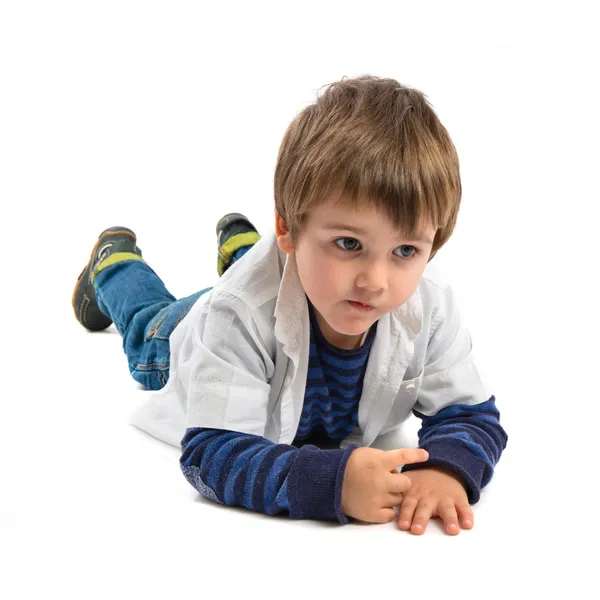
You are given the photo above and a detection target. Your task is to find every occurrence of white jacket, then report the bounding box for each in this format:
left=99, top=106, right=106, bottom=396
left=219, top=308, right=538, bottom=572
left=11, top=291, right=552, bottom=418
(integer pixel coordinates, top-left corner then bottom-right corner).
left=129, top=230, right=490, bottom=451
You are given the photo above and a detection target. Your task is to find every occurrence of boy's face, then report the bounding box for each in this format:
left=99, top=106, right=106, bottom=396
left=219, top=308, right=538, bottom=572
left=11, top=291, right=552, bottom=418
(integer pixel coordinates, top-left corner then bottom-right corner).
left=276, top=191, right=436, bottom=349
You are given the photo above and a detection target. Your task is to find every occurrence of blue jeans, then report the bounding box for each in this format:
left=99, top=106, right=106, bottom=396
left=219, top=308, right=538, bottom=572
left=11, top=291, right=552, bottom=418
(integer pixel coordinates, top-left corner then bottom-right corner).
left=94, top=245, right=252, bottom=391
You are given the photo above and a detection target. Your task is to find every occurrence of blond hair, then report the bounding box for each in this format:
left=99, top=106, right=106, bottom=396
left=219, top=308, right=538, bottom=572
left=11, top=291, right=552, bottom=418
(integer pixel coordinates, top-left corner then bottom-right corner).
left=273, top=75, right=462, bottom=260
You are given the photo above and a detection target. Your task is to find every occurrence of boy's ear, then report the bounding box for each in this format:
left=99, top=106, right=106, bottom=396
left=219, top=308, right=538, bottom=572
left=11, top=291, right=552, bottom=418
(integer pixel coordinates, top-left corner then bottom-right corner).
left=275, top=211, right=295, bottom=254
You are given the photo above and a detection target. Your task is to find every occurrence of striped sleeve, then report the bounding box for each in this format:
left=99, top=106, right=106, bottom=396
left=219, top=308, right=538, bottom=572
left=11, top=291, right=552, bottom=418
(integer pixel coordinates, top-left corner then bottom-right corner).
left=401, top=396, right=508, bottom=503
left=179, top=427, right=357, bottom=523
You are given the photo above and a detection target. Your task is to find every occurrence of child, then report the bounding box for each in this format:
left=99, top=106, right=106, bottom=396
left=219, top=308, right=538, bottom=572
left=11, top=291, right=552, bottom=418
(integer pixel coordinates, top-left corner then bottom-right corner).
left=72, top=75, right=507, bottom=535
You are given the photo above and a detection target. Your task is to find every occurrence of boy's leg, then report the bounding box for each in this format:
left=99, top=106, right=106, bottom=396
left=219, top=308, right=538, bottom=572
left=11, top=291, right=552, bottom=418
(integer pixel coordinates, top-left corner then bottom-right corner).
left=73, top=217, right=261, bottom=391
left=94, top=260, right=210, bottom=390
left=73, top=227, right=209, bottom=391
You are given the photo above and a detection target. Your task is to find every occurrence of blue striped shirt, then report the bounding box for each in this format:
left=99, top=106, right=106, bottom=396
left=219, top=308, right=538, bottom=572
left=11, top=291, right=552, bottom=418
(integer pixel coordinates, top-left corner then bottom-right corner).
left=179, top=299, right=507, bottom=522
left=293, top=300, right=377, bottom=444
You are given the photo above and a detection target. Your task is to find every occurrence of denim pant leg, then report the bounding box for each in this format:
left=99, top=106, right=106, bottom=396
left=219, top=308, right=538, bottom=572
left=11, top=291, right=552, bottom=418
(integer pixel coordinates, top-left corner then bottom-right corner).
left=94, top=260, right=211, bottom=390
left=92, top=244, right=253, bottom=391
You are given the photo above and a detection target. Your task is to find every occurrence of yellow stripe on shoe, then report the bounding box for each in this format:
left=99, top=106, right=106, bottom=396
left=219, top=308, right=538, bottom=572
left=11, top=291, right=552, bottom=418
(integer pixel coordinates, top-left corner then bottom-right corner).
left=217, top=231, right=261, bottom=276
left=91, top=252, right=145, bottom=283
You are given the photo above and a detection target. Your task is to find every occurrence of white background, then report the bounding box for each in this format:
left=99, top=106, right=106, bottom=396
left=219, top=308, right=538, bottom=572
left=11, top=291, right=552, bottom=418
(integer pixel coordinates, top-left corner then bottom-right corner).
left=1, top=1, right=598, bottom=598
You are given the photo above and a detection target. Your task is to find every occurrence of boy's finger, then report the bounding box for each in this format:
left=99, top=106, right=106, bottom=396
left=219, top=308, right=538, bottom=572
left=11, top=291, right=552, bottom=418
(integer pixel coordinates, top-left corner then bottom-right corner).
left=396, top=496, right=418, bottom=531
left=438, top=501, right=460, bottom=535
left=377, top=507, right=397, bottom=524
left=410, top=500, right=434, bottom=535
left=456, top=502, right=474, bottom=529
left=388, top=472, right=412, bottom=494
left=385, top=492, right=403, bottom=507
left=386, top=448, right=429, bottom=469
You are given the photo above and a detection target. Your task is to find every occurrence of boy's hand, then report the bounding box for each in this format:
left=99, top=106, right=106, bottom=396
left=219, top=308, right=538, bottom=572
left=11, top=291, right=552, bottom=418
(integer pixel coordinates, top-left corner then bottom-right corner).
left=397, top=466, right=474, bottom=535
left=341, top=447, right=429, bottom=524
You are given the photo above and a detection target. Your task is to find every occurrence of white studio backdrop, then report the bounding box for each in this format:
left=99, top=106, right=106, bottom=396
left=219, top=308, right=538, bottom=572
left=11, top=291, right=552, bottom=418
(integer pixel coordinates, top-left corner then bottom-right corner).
left=1, top=1, right=598, bottom=598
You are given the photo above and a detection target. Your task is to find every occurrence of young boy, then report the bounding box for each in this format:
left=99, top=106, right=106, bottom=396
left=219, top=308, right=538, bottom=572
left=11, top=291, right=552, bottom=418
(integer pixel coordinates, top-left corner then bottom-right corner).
left=72, top=75, right=507, bottom=534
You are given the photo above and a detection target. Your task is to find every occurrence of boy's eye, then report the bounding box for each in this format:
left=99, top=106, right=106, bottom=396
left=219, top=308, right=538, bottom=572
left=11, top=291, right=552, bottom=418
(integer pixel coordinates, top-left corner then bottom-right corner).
left=334, top=238, right=419, bottom=259
left=335, top=237, right=361, bottom=251
left=393, top=245, right=417, bottom=258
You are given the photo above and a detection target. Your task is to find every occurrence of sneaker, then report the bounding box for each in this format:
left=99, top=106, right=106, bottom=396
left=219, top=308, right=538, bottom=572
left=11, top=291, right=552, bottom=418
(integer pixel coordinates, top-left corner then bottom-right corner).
left=216, top=213, right=260, bottom=276
left=72, top=227, right=143, bottom=331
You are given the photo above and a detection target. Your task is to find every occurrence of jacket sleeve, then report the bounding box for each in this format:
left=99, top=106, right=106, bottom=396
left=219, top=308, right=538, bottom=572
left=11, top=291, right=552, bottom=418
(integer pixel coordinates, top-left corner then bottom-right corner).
left=179, top=427, right=356, bottom=523
left=401, top=284, right=508, bottom=503
left=181, top=289, right=276, bottom=437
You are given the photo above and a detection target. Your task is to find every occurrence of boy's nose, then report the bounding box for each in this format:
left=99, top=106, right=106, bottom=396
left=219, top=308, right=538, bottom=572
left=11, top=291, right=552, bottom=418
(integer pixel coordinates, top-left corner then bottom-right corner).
left=356, top=261, right=388, bottom=292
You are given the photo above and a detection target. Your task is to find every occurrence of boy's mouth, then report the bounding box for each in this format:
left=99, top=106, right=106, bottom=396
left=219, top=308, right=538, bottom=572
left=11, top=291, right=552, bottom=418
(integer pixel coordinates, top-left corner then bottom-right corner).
left=348, top=300, right=375, bottom=312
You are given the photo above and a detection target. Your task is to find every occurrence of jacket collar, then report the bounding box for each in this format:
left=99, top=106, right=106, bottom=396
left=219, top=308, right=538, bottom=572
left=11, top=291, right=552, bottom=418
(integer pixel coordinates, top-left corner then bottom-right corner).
left=273, top=249, right=308, bottom=362
left=360, top=289, right=423, bottom=445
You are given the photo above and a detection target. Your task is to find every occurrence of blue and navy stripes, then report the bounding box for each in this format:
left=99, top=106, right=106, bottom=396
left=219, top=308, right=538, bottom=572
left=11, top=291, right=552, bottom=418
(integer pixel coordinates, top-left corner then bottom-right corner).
left=294, top=301, right=377, bottom=443
left=402, top=397, right=507, bottom=503
left=180, top=429, right=295, bottom=514
left=180, top=429, right=355, bottom=522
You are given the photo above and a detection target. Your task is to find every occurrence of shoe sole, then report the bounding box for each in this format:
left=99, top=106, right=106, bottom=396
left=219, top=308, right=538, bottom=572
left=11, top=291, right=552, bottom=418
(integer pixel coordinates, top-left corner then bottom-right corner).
left=71, top=227, right=137, bottom=330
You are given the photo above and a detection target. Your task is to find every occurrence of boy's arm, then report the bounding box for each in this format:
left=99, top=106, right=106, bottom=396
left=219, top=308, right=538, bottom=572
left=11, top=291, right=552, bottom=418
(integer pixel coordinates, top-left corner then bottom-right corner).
left=401, top=396, right=507, bottom=502
left=400, top=283, right=508, bottom=502
left=179, top=427, right=356, bottom=523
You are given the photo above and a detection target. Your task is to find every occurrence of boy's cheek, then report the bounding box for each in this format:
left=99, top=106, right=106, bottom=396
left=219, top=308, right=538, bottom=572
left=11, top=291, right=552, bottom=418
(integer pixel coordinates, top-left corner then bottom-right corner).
left=307, top=263, right=345, bottom=298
